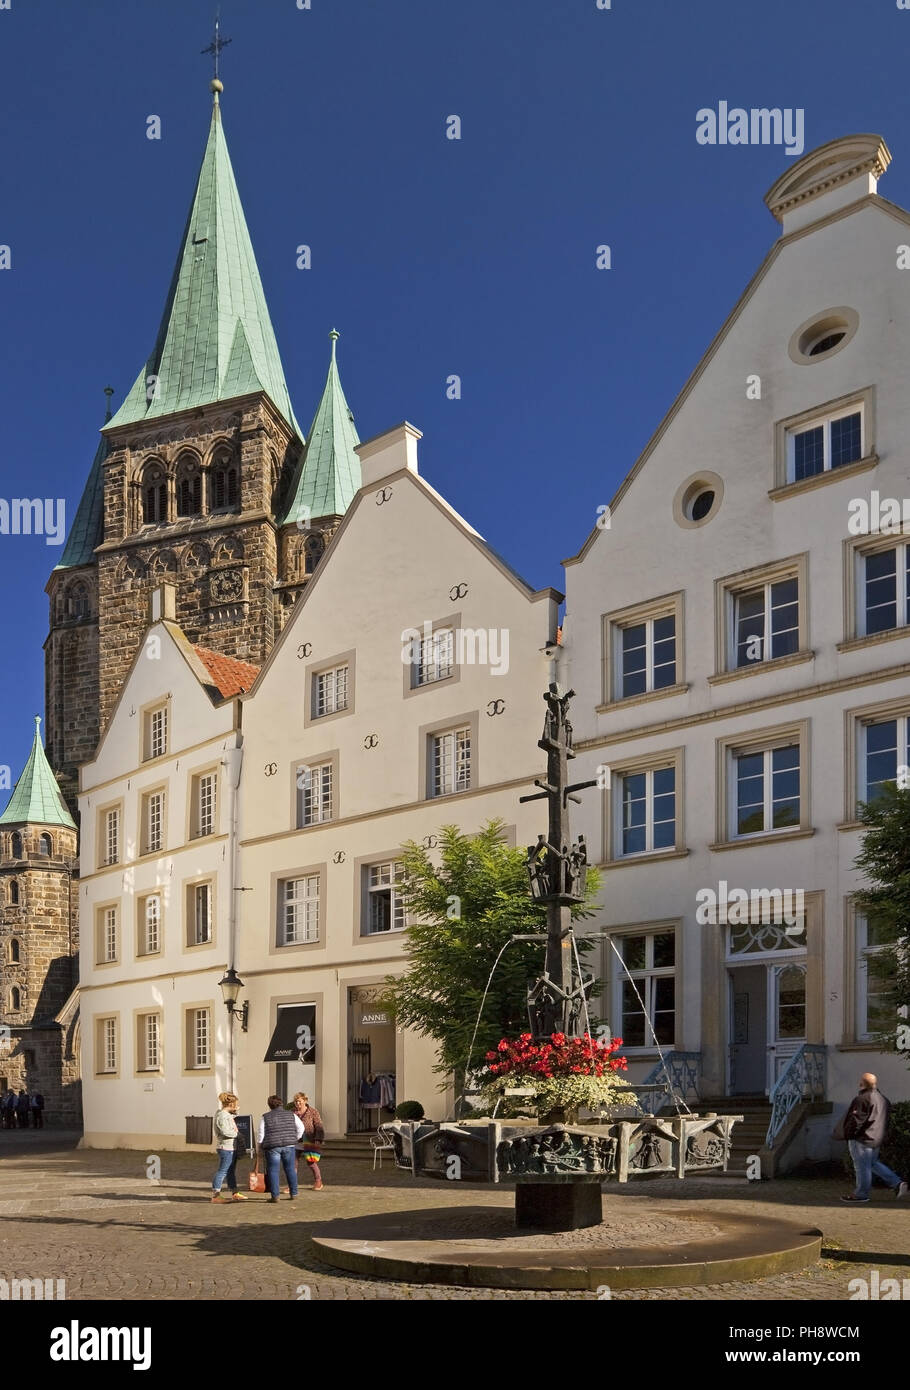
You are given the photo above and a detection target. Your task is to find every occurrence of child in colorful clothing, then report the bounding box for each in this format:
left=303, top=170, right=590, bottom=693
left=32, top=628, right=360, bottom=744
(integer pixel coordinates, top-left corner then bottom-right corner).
left=293, top=1093, right=325, bottom=1190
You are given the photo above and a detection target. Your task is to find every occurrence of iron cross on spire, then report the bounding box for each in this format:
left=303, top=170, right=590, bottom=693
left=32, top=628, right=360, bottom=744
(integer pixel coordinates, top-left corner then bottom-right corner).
left=201, top=10, right=232, bottom=82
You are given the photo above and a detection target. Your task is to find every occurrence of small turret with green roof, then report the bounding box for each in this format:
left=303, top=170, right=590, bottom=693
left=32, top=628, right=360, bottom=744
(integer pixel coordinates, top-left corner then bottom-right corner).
left=0, top=718, right=76, bottom=831
left=279, top=330, right=362, bottom=525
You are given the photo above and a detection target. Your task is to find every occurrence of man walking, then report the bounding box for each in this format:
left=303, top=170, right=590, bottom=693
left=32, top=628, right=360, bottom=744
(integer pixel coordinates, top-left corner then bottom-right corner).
left=30, top=1092, right=44, bottom=1130
left=16, top=1090, right=30, bottom=1129
left=841, top=1072, right=908, bottom=1203
left=257, top=1096, right=304, bottom=1203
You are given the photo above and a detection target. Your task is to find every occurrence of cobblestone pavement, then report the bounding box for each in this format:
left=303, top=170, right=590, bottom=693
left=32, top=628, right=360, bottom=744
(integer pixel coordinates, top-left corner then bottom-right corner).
left=0, top=1131, right=907, bottom=1300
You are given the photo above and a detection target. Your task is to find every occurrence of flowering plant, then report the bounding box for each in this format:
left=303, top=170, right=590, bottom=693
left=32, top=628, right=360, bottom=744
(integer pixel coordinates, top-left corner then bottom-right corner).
left=477, top=1032, right=638, bottom=1117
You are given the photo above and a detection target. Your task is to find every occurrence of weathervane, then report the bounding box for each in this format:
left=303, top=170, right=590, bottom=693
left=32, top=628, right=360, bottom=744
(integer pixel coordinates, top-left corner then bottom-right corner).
left=201, top=9, right=232, bottom=84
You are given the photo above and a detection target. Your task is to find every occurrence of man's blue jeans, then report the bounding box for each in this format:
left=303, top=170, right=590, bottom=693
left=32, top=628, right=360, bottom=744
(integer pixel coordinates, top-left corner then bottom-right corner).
left=265, top=1145, right=298, bottom=1198
left=848, top=1140, right=901, bottom=1198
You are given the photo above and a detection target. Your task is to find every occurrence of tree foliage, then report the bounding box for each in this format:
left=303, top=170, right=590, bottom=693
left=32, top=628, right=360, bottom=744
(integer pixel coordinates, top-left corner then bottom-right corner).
left=383, top=820, right=601, bottom=1085
left=853, top=782, right=910, bottom=1059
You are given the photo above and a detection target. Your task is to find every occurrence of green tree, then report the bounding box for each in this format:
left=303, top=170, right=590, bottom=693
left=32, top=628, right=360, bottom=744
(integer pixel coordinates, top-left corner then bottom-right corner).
left=853, top=781, right=910, bottom=1059
left=383, top=820, right=601, bottom=1093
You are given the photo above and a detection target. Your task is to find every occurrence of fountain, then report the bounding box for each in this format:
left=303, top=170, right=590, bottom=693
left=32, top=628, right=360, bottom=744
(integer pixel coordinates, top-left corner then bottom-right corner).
left=382, top=684, right=741, bottom=1229
left=311, top=687, right=823, bottom=1289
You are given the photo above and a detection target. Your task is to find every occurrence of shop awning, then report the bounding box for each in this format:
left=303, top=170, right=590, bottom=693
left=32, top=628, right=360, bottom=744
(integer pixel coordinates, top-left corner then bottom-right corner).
left=263, top=1004, right=317, bottom=1063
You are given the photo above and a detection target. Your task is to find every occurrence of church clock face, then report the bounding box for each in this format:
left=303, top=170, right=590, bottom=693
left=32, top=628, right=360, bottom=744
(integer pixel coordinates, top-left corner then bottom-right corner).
left=209, top=567, right=244, bottom=603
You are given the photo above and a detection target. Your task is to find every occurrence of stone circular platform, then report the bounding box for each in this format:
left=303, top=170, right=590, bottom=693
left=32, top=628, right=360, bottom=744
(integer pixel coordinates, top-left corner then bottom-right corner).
left=311, top=1203, right=822, bottom=1290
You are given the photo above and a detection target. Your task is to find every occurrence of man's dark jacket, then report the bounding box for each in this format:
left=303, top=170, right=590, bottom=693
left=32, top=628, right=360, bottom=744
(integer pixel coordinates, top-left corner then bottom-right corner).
left=843, top=1087, right=891, bottom=1147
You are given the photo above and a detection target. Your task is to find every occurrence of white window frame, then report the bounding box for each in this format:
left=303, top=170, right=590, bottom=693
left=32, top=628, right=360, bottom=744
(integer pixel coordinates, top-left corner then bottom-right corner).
left=314, top=665, right=349, bottom=717
left=101, top=906, right=118, bottom=963
left=785, top=402, right=864, bottom=483
left=279, top=875, right=320, bottom=946
left=139, top=1013, right=161, bottom=1072
left=193, top=882, right=212, bottom=945
left=190, top=1008, right=210, bottom=1070
left=365, top=861, right=406, bottom=935
left=101, top=1017, right=117, bottom=1073
left=615, top=612, right=677, bottom=700
left=728, top=575, right=800, bottom=669
left=729, top=741, right=801, bottom=840
left=611, top=929, right=676, bottom=1053
left=142, top=791, right=165, bottom=855
left=855, top=911, right=896, bottom=1042
left=103, top=808, right=120, bottom=867
left=858, top=541, right=910, bottom=638
left=139, top=893, right=161, bottom=956
left=614, top=764, right=676, bottom=858
left=297, top=762, right=333, bottom=827
left=859, top=714, right=910, bottom=803
left=431, top=726, right=471, bottom=797
left=145, top=705, right=168, bottom=761
left=417, top=629, right=454, bottom=687
left=192, top=772, right=217, bottom=839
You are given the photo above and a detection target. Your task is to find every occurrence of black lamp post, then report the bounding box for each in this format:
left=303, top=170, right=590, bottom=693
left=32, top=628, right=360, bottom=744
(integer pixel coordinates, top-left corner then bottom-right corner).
left=218, top=966, right=249, bottom=1032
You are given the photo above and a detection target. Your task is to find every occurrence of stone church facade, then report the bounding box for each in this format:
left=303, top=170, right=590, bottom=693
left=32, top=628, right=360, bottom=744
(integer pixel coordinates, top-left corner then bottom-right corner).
left=1, top=84, right=362, bottom=1123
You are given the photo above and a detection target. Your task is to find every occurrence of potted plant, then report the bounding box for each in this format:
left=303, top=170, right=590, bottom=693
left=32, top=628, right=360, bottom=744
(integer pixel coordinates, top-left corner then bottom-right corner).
left=395, top=1100, right=425, bottom=1122
left=478, top=1032, right=635, bottom=1124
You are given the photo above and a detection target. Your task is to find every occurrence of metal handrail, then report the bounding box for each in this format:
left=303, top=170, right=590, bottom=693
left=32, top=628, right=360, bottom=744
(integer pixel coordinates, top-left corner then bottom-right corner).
left=765, top=1043, right=826, bottom=1147
left=633, top=1050, right=701, bottom=1114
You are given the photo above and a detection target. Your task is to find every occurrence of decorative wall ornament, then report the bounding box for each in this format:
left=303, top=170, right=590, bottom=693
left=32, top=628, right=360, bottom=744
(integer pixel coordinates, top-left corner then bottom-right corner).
left=297, top=643, right=313, bottom=659
left=264, top=763, right=278, bottom=777
left=332, top=850, right=346, bottom=864
left=375, top=487, right=393, bottom=505
left=486, top=699, right=506, bottom=716
left=363, top=734, right=379, bottom=749
left=422, top=835, right=438, bottom=850
left=449, top=582, right=468, bottom=600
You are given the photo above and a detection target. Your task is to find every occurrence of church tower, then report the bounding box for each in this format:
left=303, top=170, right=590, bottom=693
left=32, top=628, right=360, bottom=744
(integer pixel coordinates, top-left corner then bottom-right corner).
left=45, top=81, right=362, bottom=806
left=0, top=719, right=81, bottom=1122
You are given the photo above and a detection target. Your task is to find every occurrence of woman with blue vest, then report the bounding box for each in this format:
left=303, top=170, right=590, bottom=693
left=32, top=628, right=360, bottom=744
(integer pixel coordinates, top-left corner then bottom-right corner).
left=257, top=1095, right=304, bottom=1202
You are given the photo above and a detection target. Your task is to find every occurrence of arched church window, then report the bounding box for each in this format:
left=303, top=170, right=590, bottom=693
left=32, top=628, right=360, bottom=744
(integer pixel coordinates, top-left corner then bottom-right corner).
left=304, top=535, right=323, bottom=575
left=38, top=834, right=52, bottom=856
left=68, top=582, right=90, bottom=621
left=212, top=454, right=239, bottom=511
left=143, top=463, right=168, bottom=525
left=176, top=455, right=203, bottom=518
left=9, top=880, right=19, bottom=905
left=8, top=939, right=19, bottom=963
left=10, top=833, right=22, bottom=860
left=10, top=987, right=21, bottom=1011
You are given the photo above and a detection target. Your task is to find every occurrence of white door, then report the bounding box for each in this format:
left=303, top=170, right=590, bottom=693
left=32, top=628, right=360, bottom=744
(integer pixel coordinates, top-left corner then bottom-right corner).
left=766, top=963, right=806, bottom=1091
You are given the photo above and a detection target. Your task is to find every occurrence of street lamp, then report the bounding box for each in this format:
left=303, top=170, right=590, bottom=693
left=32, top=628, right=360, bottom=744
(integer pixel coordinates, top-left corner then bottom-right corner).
left=218, top=966, right=249, bottom=1032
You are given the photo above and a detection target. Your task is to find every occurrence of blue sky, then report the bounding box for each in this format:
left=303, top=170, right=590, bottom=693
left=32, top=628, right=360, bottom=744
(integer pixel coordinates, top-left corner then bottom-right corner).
left=0, top=0, right=907, bottom=782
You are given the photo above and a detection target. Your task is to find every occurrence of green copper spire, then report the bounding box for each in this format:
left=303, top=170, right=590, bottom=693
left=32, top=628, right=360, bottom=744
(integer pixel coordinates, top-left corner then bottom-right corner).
left=107, top=91, right=300, bottom=435
left=55, top=388, right=113, bottom=572
left=0, top=718, right=76, bottom=829
left=278, top=330, right=361, bottom=524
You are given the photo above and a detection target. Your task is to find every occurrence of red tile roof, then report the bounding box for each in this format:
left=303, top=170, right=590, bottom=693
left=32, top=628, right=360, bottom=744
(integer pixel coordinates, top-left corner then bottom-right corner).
left=192, top=645, right=260, bottom=699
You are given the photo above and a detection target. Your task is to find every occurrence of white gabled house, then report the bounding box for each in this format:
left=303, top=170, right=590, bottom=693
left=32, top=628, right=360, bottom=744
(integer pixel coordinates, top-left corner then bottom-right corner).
left=562, top=134, right=910, bottom=1161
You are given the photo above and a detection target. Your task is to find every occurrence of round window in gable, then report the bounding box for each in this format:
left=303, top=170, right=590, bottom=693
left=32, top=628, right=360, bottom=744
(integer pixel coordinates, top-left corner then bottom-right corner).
left=789, top=307, right=858, bottom=365
left=673, top=471, right=724, bottom=529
